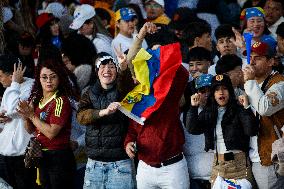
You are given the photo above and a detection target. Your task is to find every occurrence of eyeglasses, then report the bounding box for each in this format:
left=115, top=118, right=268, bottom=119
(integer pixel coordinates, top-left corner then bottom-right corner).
left=40, top=75, right=58, bottom=82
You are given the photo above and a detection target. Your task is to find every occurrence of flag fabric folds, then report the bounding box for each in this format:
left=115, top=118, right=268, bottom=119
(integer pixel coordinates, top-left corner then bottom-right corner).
left=119, top=43, right=182, bottom=125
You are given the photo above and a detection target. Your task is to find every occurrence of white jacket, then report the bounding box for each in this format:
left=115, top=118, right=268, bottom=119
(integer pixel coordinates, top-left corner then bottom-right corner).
left=0, top=78, right=34, bottom=156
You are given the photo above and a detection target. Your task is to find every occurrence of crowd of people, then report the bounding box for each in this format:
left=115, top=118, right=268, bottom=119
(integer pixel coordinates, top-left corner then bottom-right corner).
left=0, top=0, right=284, bottom=189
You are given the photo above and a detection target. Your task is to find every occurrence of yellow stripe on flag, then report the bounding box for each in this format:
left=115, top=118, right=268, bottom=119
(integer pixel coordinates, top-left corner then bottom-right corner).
left=120, top=48, right=152, bottom=110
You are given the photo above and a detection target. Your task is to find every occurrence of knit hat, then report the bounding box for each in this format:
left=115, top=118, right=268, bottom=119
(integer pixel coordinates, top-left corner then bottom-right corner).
left=115, top=8, right=136, bottom=22
left=240, top=7, right=265, bottom=20
left=195, top=74, right=213, bottom=89
left=44, top=2, right=67, bottom=18
left=36, top=13, right=55, bottom=29
left=145, top=0, right=165, bottom=7
left=69, top=4, right=96, bottom=30
left=95, top=52, right=118, bottom=70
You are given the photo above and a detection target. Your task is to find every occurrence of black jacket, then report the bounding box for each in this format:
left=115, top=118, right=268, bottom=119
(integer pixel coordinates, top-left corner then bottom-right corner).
left=77, top=70, right=134, bottom=162
left=186, top=104, right=258, bottom=153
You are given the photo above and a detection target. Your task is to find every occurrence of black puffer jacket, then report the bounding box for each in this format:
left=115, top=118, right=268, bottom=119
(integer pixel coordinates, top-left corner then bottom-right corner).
left=186, top=104, right=258, bottom=153
left=77, top=70, right=134, bottom=162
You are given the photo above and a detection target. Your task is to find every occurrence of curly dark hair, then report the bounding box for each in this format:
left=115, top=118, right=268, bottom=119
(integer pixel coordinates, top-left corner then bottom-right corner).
left=36, top=16, right=64, bottom=48
left=29, top=58, right=77, bottom=104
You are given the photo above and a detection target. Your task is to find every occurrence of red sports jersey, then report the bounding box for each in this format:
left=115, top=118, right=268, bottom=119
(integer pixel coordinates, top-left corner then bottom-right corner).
left=35, top=95, right=72, bottom=150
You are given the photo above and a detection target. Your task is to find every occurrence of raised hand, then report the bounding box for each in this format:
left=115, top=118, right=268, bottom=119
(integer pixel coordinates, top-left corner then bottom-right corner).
left=191, top=93, right=201, bottom=107
left=238, top=94, right=249, bottom=108
left=114, top=43, right=128, bottom=71
left=12, top=62, right=26, bottom=84
left=137, top=22, right=158, bottom=40
left=242, top=65, right=256, bottom=82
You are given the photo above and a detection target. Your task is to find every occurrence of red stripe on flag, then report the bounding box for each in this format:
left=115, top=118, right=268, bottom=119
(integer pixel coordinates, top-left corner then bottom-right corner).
left=141, top=43, right=182, bottom=119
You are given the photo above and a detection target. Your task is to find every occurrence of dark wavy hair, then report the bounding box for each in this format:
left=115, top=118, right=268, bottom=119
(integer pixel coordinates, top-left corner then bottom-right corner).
left=29, top=58, right=76, bottom=104
left=36, top=16, right=64, bottom=48
left=204, top=74, right=238, bottom=121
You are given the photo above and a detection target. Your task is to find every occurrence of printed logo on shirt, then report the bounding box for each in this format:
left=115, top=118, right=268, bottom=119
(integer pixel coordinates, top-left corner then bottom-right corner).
left=39, top=112, right=47, bottom=120
left=55, top=97, right=63, bottom=117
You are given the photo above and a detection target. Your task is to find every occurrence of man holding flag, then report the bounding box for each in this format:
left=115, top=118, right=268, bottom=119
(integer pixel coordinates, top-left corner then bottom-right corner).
left=123, top=28, right=189, bottom=188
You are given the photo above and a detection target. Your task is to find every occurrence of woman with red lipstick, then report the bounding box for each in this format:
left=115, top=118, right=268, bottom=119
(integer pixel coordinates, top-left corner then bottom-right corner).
left=17, top=58, right=76, bottom=189
left=186, top=74, right=259, bottom=188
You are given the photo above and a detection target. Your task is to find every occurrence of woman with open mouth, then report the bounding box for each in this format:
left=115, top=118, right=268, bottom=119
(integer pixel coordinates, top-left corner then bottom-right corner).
left=186, top=74, right=259, bottom=188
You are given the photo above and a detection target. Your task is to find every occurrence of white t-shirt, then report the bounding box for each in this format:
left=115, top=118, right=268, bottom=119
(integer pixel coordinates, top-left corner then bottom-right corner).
left=111, top=33, right=148, bottom=56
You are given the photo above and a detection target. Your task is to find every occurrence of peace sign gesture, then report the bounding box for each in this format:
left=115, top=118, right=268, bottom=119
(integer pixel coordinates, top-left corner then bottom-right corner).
left=114, top=43, right=128, bottom=71
left=12, top=61, right=26, bottom=84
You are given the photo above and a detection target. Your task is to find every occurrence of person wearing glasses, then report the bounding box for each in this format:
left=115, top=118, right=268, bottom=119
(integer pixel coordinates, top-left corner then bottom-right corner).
left=17, top=57, right=76, bottom=189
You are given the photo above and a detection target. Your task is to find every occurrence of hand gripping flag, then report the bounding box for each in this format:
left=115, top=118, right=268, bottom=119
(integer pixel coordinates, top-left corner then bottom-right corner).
left=119, top=43, right=182, bottom=125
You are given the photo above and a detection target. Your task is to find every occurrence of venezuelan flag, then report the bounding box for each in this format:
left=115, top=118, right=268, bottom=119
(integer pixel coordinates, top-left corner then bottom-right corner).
left=119, top=43, right=182, bottom=125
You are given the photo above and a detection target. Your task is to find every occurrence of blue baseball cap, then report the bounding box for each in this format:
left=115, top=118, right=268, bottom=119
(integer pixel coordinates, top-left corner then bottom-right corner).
left=195, top=74, right=213, bottom=90
left=115, top=8, right=136, bottom=22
